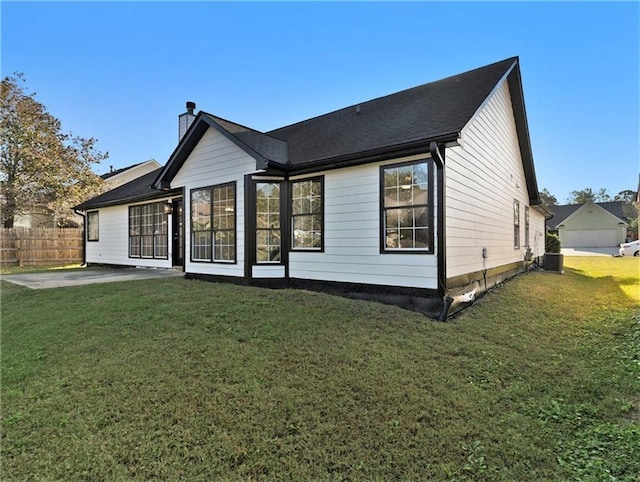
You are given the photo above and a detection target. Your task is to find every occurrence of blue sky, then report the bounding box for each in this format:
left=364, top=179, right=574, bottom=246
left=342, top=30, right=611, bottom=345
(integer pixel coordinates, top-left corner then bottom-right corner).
left=2, top=1, right=638, bottom=203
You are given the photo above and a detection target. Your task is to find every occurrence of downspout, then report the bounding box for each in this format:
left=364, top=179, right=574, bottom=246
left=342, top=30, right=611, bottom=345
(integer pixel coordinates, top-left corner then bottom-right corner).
left=430, top=141, right=450, bottom=320
left=74, top=209, right=87, bottom=267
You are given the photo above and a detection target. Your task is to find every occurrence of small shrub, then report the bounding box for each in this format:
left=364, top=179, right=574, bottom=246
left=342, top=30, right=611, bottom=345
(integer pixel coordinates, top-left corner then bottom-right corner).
left=546, top=232, right=561, bottom=253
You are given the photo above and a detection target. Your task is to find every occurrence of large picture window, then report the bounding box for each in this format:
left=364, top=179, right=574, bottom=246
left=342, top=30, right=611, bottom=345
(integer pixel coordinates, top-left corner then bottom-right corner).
left=256, top=182, right=281, bottom=263
left=87, top=211, right=99, bottom=241
left=191, top=183, right=236, bottom=263
left=381, top=160, right=432, bottom=252
left=291, top=177, right=323, bottom=250
left=129, top=202, right=168, bottom=259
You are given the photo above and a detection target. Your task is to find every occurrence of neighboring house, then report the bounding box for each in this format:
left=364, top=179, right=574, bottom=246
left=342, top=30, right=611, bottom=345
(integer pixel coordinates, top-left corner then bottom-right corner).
left=547, top=201, right=627, bottom=248
left=11, top=160, right=160, bottom=229
left=12, top=205, right=55, bottom=229
left=101, top=159, right=161, bottom=189
left=75, top=57, right=548, bottom=315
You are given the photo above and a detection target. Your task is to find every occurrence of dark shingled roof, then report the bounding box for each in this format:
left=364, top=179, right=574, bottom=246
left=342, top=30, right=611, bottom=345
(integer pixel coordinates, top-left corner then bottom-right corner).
left=546, top=202, right=626, bottom=229
left=204, top=114, right=288, bottom=165
left=80, top=57, right=538, bottom=210
left=74, top=168, right=175, bottom=210
left=267, top=57, right=516, bottom=166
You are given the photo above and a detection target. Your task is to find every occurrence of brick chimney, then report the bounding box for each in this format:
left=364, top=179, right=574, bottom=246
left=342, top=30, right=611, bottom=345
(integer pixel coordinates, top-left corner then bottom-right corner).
left=178, top=101, right=196, bottom=141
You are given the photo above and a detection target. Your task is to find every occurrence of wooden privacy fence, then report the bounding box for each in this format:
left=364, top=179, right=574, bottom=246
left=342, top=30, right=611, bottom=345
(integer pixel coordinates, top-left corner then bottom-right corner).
left=0, top=228, right=83, bottom=267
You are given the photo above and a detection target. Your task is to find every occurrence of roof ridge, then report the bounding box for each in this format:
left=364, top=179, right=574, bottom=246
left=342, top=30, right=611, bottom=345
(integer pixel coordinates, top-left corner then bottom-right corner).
left=267, top=57, right=518, bottom=135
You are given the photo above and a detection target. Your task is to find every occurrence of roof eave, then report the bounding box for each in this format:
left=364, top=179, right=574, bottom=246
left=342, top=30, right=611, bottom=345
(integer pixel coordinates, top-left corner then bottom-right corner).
left=74, top=188, right=182, bottom=211
left=288, top=133, right=460, bottom=175
left=505, top=61, right=540, bottom=205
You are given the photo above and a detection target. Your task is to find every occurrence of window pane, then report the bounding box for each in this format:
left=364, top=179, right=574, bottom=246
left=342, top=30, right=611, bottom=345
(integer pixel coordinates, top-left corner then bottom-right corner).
left=87, top=212, right=99, bottom=241
left=385, top=208, right=402, bottom=230
left=192, top=231, right=212, bottom=261
left=154, top=234, right=167, bottom=258
left=384, top=167, right=399, bottom=188
left=130, top=236, right=140, bottom=257
left=256, top=183, right=281, bottom=262
left=129, top=206, right=141, bottom=235
left=192, top=189, right=211, bottom=230
left=384, top=187, right=399, bottom=206
left=190, top=184, right=236, bottom=262
left=257, top=229, right=281, bottom=262
left=382, top=161, right=431, bottom=251
left=141, top=235, right=153, bottom=257
left=293, top=215, right=314, bottom=248
left=213, top=230, right=234, bottom=261
left=415, top=228, right=430, bottom=249
left=213, top=185, right=234, bottom=231
left=291, top=179, right=322, bottom=250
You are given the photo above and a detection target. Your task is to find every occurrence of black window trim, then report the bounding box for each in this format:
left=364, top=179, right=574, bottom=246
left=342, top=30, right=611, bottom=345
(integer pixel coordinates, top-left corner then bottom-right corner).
left=290, top=175, right=325, bottom=253
left=524, top=205, right=530, bottom=248
left=255, top=180, right=284, bottom=264
left=128, top=201, right=169, bottom=260
left=514, top=199, right=521, bottom=250
left=189, top=181, right=237, bottom=265
left=87, top=211, right=99, bottom=242
left=379, top=158, right=434, bottom=255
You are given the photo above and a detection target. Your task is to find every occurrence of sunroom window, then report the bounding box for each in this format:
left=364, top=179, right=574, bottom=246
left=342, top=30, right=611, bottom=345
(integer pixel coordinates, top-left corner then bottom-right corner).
left=256, top=182, right=281, bottom=263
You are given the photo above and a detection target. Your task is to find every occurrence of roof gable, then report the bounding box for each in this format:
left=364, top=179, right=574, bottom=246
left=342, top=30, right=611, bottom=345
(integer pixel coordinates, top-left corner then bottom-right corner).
left=153, top=113, right=288, bottom=189
left=547, top=201, right=626, bottom=229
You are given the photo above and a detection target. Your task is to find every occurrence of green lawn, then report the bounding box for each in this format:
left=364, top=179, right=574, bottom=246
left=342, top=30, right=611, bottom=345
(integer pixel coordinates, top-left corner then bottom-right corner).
left=1, top=257, right=639, bottom=480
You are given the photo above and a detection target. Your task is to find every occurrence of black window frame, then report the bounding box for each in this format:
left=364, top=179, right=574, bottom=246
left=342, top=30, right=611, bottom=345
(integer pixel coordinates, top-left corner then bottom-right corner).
left=291, top=176, right=324, bottom=252
left=514, top=200, right=521, bottom=249
left=128, top=201, right=169, bottom=260
left=87, top=211, right=99, bottom=242
left=524, top=205, right=530, bottom=248
left=255, top=181, right=282, bottom=264
left=380, top=159, right=434, bottom=254
left=190, top=182, right=237, bottom=264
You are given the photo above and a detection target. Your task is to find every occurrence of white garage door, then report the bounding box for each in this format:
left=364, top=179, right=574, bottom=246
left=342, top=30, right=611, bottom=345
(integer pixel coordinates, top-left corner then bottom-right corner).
left=562, top=229, right=618, bottom=248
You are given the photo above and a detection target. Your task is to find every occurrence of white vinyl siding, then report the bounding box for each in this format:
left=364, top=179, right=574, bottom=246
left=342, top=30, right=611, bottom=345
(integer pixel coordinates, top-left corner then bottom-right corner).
left=445, top=79, right=543, bottom=278
left=289, top=155, right=438, bottom=289
left=171, top=127, right=257, bottom=278
left=85, top=203, right=173, bottom=268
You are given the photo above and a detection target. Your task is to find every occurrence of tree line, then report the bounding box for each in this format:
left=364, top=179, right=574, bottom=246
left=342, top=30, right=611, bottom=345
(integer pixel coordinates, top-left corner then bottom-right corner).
left=539, top=187, right=638, bottom=232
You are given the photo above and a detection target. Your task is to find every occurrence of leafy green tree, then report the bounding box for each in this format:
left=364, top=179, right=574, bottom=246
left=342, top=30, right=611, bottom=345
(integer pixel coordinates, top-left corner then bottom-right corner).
left=568, top=188, right=595, bottom=204
left=614, top=189, right=638, bottom=230
left=596, top=188, right=611, bottom=202
left=568, top=187, right=611, bottom=204
left=1, top=73, right=107, bottom=228
left=539, top=188, right=558, bottom=207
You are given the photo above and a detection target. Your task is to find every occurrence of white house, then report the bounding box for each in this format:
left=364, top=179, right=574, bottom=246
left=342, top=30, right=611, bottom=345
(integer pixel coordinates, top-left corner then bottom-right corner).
left=75, top=57, right=547, bottom=316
